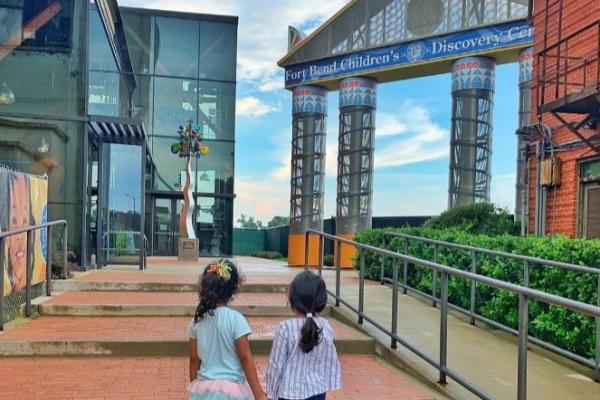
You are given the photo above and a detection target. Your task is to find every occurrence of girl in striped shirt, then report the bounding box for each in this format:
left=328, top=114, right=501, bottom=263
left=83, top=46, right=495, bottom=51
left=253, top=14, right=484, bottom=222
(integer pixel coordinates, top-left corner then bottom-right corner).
left=266, top=271, right=341, bottom=400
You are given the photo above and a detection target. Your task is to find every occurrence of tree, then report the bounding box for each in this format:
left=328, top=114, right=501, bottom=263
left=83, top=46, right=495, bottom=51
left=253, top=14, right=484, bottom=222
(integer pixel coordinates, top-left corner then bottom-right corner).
left=267, top=216, right=290, bottom=227
left=237, top=214, right=263, bottom=229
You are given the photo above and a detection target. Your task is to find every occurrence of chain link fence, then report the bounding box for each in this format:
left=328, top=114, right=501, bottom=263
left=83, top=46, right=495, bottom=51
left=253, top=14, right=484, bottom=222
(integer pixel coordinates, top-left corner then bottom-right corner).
left=2, top=282, right=46, bottom=323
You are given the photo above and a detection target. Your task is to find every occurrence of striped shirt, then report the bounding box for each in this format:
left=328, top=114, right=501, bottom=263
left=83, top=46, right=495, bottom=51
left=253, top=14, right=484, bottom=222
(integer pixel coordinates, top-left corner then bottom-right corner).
left=266, top=317, right=341, bottom=399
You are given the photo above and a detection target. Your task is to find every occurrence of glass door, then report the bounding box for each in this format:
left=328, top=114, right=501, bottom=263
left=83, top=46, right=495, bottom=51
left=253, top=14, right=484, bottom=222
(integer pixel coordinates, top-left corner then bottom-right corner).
left=97, top=143, right=143, bottom=265
left=153, top=198, right=184, bottom=256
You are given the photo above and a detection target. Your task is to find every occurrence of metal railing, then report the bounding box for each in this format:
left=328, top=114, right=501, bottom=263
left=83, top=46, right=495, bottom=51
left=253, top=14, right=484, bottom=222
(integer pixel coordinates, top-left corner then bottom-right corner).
left=382, top=232, right=600, bottom=372
left=305, top=230, right=600, bottom=400
left=0, top=220, right=68, bottom=330
left=100, top=231, right=148, bottom=270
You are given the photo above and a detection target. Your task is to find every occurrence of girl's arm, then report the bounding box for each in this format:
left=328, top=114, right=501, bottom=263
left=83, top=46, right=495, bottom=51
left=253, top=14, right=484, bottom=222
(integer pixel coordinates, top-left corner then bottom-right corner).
left=188, top=338, right=201, bottom=382
left=235, top=335, right=267, bottom=400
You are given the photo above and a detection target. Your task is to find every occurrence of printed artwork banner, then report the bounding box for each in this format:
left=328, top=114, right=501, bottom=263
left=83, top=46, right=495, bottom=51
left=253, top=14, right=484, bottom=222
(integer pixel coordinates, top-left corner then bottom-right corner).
left=1, top=166, right=48, bottom=296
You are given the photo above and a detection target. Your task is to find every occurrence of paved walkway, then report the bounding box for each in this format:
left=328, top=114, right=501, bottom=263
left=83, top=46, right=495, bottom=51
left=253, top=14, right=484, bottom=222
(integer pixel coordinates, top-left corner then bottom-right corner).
left=334, top=274, right=600, bottom=400
left=0, top=256, right=440, bottom=400
left=0, top=355, right=433, bottom=400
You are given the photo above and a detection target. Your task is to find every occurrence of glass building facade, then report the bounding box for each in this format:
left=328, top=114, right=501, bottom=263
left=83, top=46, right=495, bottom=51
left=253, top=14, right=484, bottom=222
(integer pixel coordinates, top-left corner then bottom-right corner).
left=0, top=1, right=237, bottom=265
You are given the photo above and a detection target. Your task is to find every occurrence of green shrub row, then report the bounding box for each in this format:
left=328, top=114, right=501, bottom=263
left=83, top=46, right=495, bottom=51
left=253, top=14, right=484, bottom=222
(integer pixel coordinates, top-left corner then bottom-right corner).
left=353, top=227, right=600, bottom=360
left=250, top=250, right=284, bottom=260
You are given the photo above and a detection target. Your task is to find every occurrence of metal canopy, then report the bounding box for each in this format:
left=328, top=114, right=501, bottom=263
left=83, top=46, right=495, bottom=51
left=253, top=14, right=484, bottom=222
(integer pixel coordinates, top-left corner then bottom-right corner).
left=88, top=115, right=146, bottom=144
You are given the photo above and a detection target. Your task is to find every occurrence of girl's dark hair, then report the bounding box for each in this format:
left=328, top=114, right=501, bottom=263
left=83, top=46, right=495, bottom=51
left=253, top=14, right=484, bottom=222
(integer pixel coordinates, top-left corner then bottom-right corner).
left=194, top=259, right=241, bottom=323
left=289, top=271, right=328, bottom=353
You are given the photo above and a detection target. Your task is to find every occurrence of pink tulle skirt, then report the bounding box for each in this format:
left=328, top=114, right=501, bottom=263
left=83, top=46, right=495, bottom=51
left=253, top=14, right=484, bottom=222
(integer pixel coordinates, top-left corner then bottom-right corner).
left=188, top=379, right=253, bottom=400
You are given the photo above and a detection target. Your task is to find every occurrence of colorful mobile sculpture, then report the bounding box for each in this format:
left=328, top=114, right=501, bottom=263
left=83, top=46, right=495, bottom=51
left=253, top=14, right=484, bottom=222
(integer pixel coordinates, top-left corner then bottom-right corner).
left=170, top=121, right=209, bottom=239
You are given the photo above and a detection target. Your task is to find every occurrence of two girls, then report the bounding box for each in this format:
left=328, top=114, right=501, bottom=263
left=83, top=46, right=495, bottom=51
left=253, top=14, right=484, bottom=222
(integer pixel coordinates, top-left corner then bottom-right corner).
left=188, top=261, right=340, bottom=400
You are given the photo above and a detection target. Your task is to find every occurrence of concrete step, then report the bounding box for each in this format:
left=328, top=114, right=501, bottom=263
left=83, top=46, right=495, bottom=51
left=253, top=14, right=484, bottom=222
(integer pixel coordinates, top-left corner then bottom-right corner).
left=52, top=279, right=289, bottom=293
left=33, top=291, right=295, bottom=317
left=0, top=355, right=437, bottom=400
left=0, top=316, right=375, bottom=357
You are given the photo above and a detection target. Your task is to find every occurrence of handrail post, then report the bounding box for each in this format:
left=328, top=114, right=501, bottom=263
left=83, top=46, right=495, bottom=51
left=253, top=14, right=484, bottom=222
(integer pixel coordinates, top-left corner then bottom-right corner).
left=439, top=272, right=449, bottom=384
left=403, top=238, right=408, bottom=294
left=380, top=235, right=386, bottom=285
left=391, top=257, right=399, bottom=349
left=0, top=237, right=5, bottom=330
left=596, top=273, right=600, bottom=380
left=517, top=293, right=529, bottom=400
left=470, top=251, right=477, bottom=325
left=358, top=249, right=365, bottom=325
left=317, top=234, right=323, bottom=277
left=304, top=231, right=309, bottom=271
left=523, top=260, right=530, bottom=288
left=63, top=224, right=68, bottom=279
left=46, top=226, right=53, bottom=296
left=25, top=230, right=33, bottom=317
left=335, top=240, right=341, bottom=307
left=432, top=244, right=438, bottom=307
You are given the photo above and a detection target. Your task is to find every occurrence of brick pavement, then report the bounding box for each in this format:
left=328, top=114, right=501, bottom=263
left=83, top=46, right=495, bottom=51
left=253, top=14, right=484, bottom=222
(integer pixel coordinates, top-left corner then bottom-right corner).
left=45, top=291, right=289, bottom=306
left=0, top=355, right=435, bottom=400
left=0, top=316, right=362, bottom=341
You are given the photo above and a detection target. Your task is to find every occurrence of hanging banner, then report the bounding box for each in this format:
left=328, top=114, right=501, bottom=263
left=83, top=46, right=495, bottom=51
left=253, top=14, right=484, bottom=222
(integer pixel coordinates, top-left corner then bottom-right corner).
left=284, top=20, right=533, bottom=87
left=0, top=167, right=48, bottom=296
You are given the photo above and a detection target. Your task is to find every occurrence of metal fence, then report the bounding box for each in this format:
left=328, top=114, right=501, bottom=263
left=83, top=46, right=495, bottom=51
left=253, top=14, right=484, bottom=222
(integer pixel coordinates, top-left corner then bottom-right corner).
left=1, top=220, right=67, bottom=330
left=382, top=231, right=600, bottom=371
left=305, top=229, right=600, bottom=400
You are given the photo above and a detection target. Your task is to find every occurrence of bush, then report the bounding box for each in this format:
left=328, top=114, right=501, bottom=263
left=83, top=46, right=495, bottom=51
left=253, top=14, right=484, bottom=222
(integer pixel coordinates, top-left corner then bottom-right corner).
left=424, top=203, right=520, bottom=236
left=354, top=226, right=600, bottom=359
left=250, top=251, right=283, bottom=260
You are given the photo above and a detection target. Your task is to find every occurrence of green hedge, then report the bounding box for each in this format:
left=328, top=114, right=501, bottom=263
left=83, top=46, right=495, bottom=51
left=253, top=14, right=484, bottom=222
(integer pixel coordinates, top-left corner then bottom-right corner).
left=250, top=250, right=284, bottom=260
left=354, top=227, right=600, bottom=360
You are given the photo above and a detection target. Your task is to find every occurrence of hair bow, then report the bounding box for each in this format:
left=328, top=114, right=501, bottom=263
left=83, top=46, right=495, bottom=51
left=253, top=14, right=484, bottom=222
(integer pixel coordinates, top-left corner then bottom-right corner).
left=208, top=260, right=231, bottom=281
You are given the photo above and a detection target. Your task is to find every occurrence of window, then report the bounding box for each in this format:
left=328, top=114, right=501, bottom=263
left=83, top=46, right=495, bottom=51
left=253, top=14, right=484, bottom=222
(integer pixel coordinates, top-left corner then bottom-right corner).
left=122, top=12, right=152, bottom=74
left=580, top=159, right=600, bottom=239
left=153, top=77, right=197, bottom=134
left=199, top=21, right=236, bottom=81
left=154, top=16, right=199, bottom=78
left=89, top=8, right=118, bottom=72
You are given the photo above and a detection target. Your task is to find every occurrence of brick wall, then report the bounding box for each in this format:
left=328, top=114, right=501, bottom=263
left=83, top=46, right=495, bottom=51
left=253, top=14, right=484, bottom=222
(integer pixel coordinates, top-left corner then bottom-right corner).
left=528, top=0, right=600, bottom=237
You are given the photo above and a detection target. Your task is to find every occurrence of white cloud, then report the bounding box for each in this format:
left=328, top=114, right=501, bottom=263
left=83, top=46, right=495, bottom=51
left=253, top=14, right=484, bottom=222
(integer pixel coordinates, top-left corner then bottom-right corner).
left=121, top=0, right=348, bottom=84
left=375, top=102, right=449, bottom=169
left=236, top=96, right=278, bottom=117
left=491, top=173, right=516, bottom=212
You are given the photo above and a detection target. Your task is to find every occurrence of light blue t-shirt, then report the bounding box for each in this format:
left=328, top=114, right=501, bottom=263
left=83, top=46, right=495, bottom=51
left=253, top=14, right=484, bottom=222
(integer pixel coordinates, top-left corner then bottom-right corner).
left=188, top=307, right=252, bottom=382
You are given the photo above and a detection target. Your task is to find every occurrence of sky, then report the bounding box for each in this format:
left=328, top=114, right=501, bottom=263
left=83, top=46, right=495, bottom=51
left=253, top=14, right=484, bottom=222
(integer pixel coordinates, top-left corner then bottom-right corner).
left=121, top=0, right=521, bottom=225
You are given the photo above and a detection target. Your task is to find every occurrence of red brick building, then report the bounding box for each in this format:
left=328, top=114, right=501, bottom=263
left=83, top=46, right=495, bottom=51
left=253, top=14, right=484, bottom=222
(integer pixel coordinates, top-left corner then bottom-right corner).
left=527, top=0, right=600, bottom=238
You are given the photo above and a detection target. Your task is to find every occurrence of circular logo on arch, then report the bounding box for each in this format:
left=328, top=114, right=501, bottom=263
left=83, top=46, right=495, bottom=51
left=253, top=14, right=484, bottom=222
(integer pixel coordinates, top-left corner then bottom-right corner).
left=406, top=42, right=426, bottom=62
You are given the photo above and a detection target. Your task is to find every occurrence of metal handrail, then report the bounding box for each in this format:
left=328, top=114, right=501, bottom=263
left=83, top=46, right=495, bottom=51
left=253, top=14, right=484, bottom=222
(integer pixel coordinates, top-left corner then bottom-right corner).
left=381, top=231, right=600, bottom=371
left=0, top=220, right=68, bottom=330
left=305, top=229, right=600, bottom=400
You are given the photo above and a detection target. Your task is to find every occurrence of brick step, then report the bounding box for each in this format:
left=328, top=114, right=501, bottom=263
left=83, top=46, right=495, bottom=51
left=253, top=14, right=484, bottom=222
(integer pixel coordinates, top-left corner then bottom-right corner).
left=33, top=291, right=295, bottom=317
left=0, top=355, right=436, bottom=400
left=55, top=271, right=291, bottom=293
left=0, top=316, right=374, bottom=356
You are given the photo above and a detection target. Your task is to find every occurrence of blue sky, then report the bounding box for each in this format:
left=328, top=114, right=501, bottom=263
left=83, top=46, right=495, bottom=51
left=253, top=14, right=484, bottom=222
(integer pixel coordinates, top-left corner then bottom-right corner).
left=122, top=0, right=520, bottom=224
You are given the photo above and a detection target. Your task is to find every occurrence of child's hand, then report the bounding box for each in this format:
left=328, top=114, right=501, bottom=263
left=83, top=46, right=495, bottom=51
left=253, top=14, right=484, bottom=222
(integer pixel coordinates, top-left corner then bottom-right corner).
left=254, top=392, right=267, bottom=400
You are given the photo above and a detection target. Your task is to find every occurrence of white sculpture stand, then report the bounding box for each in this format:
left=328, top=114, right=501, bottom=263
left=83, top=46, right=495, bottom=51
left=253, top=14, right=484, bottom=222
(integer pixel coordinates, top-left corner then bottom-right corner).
left=178, top=158, right=199, bottom=261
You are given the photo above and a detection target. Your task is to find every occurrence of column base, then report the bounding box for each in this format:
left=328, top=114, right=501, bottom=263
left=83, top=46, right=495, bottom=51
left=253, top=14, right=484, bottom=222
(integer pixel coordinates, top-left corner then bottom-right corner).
left=178, top=238, right=199, bottom=261
left=335, top=233, right=356, bottom=269
left=288, top=233, right=322, bottom=267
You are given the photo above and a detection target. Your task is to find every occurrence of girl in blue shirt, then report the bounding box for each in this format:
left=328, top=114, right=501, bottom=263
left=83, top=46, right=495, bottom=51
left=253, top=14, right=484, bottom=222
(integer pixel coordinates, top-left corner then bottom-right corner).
left=188, top=259, right=266, bottom=400
left=266, top=271, right=341, bottom=400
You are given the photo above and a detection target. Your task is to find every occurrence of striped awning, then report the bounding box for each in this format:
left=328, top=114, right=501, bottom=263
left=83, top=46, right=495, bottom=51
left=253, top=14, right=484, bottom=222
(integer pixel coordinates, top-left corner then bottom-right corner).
left=88, top=115, right=146, bottom=143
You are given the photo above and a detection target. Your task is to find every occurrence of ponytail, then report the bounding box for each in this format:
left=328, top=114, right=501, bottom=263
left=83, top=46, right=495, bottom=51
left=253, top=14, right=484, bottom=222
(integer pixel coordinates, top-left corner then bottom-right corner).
left=300, top=315, right=322, bottom=353
left=289, top=271, right=328, bottom=353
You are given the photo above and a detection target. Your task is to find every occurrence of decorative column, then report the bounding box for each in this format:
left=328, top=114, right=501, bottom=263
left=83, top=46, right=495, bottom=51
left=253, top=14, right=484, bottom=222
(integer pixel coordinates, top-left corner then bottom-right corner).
left=516, top=47, right=533, bottom=232
left=448, top=56, right=496, bottom=208
left=288, top=86, right=328, bottom=267
left=336, top=77, right=377, bottom=268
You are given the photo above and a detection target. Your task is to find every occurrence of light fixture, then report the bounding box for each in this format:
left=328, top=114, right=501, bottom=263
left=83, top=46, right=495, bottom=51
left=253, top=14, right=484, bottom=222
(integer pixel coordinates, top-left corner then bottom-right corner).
left=0, top=80, right=15, bottom=105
